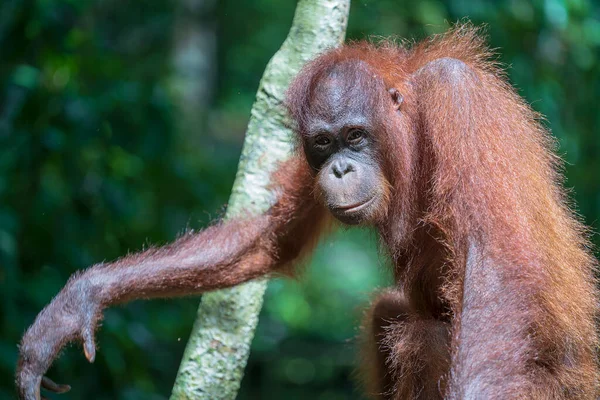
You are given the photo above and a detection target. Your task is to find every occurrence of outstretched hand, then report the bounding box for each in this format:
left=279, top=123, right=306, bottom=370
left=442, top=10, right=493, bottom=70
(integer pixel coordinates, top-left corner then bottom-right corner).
left=16, top=277, right=102, bottom=400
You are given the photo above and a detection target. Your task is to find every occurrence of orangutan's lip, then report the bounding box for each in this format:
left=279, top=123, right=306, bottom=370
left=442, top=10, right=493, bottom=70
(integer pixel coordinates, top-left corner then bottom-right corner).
left=333, top=197, right=375, bottom=213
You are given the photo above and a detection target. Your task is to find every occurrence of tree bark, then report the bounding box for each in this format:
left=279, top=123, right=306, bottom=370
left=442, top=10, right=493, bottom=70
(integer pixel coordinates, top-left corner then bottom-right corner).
left=169, top=0, right=350, bottom=398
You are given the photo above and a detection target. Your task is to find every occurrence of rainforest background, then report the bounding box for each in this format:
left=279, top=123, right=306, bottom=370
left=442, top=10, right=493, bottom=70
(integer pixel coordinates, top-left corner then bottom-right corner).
left=1, top=0, right=599, bottom=398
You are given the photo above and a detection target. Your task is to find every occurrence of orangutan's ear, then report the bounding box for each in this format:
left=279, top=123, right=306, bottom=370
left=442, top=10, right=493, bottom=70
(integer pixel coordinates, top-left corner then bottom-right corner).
left=388, top=88, right=403, bottom=110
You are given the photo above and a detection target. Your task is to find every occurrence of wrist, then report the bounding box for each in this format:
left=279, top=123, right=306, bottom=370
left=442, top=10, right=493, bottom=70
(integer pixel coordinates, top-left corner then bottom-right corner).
left=62, top=269, right=103, bottom=316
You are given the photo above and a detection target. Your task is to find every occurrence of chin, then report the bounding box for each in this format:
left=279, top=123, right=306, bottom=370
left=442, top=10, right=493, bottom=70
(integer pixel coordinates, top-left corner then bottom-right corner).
left=332, top=212, right=364, bottom=225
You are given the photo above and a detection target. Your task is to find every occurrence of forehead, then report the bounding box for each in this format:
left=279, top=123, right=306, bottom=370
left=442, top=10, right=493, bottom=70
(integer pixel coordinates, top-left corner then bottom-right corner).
left=306, top=60, right=383, bottom=133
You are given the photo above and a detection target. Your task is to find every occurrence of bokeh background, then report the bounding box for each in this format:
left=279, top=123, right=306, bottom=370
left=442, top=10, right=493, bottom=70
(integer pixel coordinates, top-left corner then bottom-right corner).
left=1, top=0, right=599, bottom=399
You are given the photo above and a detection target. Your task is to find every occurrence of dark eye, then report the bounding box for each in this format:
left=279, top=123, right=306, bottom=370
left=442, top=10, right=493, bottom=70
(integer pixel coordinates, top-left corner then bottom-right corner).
left=314, top=135, right=331, bottom=147
left=347, top=128, right=366, bottom=144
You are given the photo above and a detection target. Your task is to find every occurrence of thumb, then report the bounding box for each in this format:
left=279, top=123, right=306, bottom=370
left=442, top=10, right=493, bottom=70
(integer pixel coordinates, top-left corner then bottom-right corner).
left=81, top=326, right=96, bottom=363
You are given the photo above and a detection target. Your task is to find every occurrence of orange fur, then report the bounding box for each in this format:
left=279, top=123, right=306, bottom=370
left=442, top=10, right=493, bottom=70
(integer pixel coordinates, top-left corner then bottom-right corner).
left=16, top=25, right=599, bottom=400
left=287, top=24, right=599, bottom=399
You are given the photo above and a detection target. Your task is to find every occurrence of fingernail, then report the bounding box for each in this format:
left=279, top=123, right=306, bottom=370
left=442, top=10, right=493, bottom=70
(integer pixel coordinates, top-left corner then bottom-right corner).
left=84, top=342, right=96, bottom=363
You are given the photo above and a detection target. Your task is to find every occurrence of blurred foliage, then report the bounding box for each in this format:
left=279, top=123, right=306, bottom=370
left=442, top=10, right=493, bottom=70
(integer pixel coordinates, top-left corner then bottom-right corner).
left=0, top=0, right=599, bottom=399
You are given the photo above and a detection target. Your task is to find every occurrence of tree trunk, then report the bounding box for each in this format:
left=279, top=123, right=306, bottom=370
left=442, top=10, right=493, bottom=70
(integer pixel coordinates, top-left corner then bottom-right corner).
left=169, top=0, right=350, bottom=398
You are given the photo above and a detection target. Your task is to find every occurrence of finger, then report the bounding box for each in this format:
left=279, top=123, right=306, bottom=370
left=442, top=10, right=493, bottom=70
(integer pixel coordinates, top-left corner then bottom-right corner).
left=16, top=370, right=41, bottom=400
left=41, top=376, right=71, bottom=394
left=82, top=327, right=96, bottom=363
